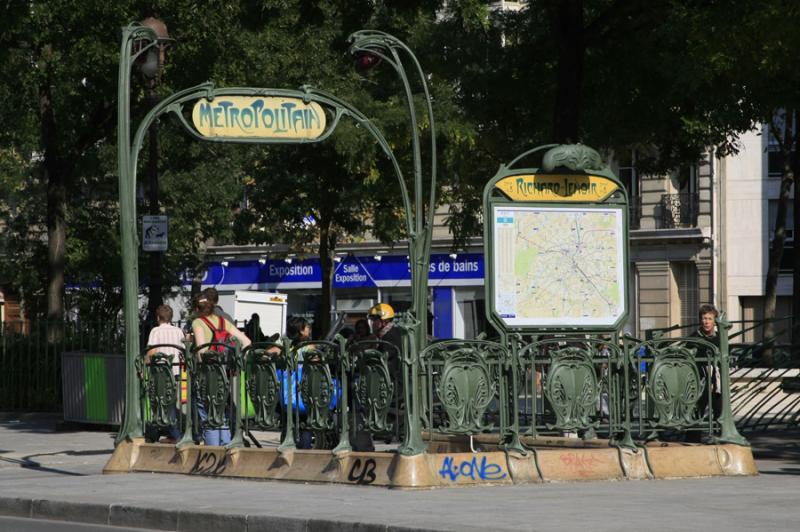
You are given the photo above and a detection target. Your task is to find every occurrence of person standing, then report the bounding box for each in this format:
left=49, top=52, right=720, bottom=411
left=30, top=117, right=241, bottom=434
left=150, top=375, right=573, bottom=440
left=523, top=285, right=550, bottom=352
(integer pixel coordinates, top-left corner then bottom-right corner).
left=367, top=303, right=402, bottom=355
left=689, top=304, right=723, bottom=439
left=200, top=287, right=234, bottom=323
left=145, top=304, right=185, bottom=442
left=245, top=312, right=263, bottom=342
left=192, top=295, right=251, bottom=446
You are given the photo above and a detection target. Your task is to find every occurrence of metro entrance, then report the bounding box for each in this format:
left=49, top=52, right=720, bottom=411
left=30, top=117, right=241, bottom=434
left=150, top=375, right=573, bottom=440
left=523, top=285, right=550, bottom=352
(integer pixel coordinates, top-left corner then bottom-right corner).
left=107, top=22, right=756, bottom=487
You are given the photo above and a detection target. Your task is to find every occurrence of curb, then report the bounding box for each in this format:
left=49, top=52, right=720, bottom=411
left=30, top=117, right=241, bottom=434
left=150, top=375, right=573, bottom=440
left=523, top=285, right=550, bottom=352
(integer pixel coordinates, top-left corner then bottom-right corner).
left=0, top=496, right=443, bottom=532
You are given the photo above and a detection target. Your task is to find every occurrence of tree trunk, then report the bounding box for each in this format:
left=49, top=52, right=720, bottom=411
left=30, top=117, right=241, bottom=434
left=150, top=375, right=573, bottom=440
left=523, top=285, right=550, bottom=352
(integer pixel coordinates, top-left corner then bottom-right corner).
left=40, top=79, right=65, bottom=344
left=764, top=111, right=796, bottom=362
left=549, top=0, right=584, bottom=143
left=315, top=219, right=336, bottom=339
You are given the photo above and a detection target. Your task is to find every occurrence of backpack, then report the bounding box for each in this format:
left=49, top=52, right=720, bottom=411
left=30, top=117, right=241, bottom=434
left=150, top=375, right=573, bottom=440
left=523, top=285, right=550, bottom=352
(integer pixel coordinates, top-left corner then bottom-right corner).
left=199, top=315, right=236, bottom=357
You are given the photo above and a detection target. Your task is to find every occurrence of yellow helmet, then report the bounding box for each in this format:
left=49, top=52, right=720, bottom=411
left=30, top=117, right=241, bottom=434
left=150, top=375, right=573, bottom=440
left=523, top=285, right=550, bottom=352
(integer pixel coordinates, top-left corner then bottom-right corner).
left=368, top=303, right=395, bottom=320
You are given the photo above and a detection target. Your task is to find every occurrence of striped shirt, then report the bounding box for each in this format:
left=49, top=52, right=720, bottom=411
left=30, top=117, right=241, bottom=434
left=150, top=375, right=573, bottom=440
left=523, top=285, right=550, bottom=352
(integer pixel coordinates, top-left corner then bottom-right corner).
left=147, top=323, right=185, bottom=375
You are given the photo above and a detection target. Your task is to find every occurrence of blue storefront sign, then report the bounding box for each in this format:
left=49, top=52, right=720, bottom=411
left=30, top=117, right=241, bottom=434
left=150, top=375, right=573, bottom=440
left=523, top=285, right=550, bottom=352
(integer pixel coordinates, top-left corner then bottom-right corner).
left=190, top=253, right=484, bottom=290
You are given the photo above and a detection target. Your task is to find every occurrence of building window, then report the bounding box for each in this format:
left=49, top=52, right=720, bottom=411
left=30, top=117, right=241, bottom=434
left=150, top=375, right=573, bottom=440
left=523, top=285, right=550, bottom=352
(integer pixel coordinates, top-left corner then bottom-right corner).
left=671, top=262, right=698, bottom=330
left=767, top=200, right=795, bottom=243
left=767, top=111, right=797, bottom=177
left=617, top=150, right=640, bottom=229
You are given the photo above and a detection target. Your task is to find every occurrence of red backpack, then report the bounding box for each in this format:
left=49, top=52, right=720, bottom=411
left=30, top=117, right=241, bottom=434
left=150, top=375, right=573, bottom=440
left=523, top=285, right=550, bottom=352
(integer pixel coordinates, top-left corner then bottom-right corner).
left=199, top=315, right=235, bottom=354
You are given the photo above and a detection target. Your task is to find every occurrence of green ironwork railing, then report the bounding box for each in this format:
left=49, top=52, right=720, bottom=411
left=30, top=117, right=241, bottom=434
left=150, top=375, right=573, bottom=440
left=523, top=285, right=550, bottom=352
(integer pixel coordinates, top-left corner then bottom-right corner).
left=131, top=315, right=763, bottom=452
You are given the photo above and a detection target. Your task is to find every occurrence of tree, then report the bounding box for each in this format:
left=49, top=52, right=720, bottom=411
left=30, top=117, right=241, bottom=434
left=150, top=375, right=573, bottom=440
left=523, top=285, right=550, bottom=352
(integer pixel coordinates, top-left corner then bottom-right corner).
left=0, top=1, right=131, bottom=337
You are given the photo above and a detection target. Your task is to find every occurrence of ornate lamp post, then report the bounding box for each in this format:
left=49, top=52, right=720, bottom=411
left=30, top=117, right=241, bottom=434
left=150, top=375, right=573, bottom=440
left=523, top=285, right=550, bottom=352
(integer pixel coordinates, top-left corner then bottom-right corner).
left=348, top=31, right=437, bottom=456
left=139, top=17, right=171, bottom=333
left=116, top=21, right=172, bottom=443
left=347, top=30, right=437, bottom=354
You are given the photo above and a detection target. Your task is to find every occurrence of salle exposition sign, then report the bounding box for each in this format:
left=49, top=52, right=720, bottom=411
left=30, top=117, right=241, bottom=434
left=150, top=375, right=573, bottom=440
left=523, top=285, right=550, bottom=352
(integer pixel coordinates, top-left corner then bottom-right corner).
left=191, top=96, right=326, bottom=140
left=192, top=253, right=485, bottom=289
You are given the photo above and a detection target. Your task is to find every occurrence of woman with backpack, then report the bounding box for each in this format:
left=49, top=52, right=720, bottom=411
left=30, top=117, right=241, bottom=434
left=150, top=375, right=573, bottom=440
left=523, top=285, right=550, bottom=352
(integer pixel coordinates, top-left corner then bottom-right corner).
left=192, top=295, right=252, bottom=446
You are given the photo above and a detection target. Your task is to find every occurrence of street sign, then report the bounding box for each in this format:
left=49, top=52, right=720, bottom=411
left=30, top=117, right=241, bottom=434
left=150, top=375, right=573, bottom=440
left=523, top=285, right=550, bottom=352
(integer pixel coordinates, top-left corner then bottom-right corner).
left=191, top=96, right=327, bottom=140
left=142, top=215, right=168, bottom=251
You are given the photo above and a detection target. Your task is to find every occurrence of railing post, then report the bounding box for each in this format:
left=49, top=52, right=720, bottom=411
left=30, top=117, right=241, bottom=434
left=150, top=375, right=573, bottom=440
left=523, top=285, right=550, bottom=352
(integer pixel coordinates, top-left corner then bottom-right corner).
left=332, top=334, right=352, bottom=454
left=397, top=314, right=426, bottom=456
left=503, top=334, right=526, bottom=454
left=717, top=314, right=749, bottom=445
left=176, top=340, right=194, bottom=449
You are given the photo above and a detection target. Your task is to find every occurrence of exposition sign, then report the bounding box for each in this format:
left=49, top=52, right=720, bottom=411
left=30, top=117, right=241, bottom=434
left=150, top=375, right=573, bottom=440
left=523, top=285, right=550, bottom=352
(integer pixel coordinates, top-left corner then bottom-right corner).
left=494, top=174, right=618, bottom=202
left=191, top=96, right=326, bottom=140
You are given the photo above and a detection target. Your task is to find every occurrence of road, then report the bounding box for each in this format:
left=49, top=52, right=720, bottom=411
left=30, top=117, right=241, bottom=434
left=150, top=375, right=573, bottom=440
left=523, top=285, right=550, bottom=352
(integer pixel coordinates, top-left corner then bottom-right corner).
left=1, top=414, right=799, bottom=532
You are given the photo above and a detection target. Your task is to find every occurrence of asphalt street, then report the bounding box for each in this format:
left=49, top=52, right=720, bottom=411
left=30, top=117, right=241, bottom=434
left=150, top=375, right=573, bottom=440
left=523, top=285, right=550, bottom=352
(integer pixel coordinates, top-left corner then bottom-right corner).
left=1, top=413, right=799, bottom=532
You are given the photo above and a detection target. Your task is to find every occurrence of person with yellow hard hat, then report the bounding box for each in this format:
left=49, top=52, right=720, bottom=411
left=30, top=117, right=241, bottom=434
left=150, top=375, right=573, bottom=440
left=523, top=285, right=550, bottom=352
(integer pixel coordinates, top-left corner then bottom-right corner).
left=367, top=303, right=402, bottom=356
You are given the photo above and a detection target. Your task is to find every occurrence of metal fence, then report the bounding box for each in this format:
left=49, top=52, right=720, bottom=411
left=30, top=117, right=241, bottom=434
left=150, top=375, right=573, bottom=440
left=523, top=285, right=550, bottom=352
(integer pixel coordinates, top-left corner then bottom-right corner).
left=645, top=317, right=800, bottom=433
left=0, top=320, right=124, bottom=411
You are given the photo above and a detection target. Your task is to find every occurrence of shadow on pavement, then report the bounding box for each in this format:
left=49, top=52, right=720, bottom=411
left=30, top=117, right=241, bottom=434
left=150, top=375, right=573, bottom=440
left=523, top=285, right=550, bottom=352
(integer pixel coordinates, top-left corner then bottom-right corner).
left=747, top=429, right=800, bottom=463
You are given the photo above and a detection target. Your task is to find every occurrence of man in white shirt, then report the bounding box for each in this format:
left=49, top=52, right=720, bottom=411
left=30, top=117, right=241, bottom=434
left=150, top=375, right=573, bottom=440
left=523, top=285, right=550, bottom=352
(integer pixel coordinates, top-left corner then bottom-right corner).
left=146, top=304, right=185, bottom=442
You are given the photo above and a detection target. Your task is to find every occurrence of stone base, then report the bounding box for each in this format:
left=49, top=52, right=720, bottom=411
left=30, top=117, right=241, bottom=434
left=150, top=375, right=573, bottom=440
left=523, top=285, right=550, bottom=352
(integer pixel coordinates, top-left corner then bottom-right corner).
left=103, top=437, right=757, bottom=488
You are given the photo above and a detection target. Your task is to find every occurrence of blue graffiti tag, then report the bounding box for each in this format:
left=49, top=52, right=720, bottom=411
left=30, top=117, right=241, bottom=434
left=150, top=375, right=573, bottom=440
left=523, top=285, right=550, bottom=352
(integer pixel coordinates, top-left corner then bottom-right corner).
left=438, top=456, right=507, bottom=482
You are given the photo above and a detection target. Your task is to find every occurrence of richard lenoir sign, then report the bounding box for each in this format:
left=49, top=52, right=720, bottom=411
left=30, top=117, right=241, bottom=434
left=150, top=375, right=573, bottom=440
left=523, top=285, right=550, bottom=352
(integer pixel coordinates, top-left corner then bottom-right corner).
left=495, top=174, right=618, bottom=202
left=191, top=96, right=326, bottom=140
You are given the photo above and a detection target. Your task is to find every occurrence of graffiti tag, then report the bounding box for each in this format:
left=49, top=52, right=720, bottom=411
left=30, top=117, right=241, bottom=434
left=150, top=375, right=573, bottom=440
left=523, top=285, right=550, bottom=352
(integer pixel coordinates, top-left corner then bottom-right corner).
left=438, top=456, right=507, bottom=482
left=559, top=452, right=603, bottom=477
left=189, top=451, right=228, bottom=476
left=347, top=458, right=377, bottom=485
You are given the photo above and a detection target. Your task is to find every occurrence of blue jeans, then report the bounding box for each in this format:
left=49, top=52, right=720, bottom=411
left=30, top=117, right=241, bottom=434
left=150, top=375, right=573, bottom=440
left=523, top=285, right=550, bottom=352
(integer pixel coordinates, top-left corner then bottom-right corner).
left=196, top=400, right=231, bottom=446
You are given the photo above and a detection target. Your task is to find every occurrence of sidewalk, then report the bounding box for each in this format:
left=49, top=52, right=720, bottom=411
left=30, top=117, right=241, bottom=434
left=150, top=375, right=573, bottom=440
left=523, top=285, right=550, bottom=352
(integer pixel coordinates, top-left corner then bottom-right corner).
left=1, top=413, right=798, bottom=532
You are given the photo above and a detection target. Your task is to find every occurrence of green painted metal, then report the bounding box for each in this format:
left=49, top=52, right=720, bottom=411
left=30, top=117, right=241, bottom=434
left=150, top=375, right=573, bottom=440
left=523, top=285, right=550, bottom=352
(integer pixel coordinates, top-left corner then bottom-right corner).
left=482, top=143, right=630, bottom=336
left=717, top=315, right=749, bottom=445
left=243, top=345, right=284, bottom=429
left=543, top=347, right=601, bottom=431
left=350, top=340, right=397, bottom=434
left=348, top=30, right=438, bottom=361
left=420, top=339, right=508, bottom=435
left=297, top=341, right=338, bottom=432
left=116, top=24, right=436, bottom=450
left=517, top=337, right=625, bottom=443
left=645, top=345, right=704, bottom=428
left=114, top=23, right=754, bottom=456
left=144, top=352, right=177, bottom=430
left=84, top=356, right=108, bottom=423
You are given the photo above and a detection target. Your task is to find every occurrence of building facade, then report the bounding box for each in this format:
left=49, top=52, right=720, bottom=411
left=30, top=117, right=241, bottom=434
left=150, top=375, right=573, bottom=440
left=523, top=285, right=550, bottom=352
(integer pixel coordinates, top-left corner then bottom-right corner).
left=718, top=126, right=793, bottom=342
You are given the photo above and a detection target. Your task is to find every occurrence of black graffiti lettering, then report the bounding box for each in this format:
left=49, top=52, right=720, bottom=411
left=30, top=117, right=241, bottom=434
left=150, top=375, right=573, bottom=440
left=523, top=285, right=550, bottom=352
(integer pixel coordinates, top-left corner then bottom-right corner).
left=347, top=458, right=376, bottom=485
left=189, top=451, right=228, bottom=476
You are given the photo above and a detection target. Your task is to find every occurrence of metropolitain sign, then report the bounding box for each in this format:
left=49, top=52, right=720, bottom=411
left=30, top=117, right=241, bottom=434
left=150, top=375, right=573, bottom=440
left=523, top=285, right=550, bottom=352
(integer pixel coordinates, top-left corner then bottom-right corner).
left=191, top=96, right=326, bottom=140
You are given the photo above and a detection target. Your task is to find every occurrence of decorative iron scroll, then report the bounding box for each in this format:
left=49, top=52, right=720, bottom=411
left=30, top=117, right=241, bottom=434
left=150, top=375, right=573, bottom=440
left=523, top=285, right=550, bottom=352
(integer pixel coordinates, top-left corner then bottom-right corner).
left=541, top=144, right=605, bottom=172
left=245, top=348, right=283, bottom=429
left=297, top=343, right=337, bottom=431
left=421, top=340, right=507, bottom=435
left=646, top=345, right=703, bottom=428
left=196, top=353, right=230, bottom=429
left=146, top=353, right=177, bottom=429
left=543, top=347, right=601, bottom=430
left=353, top=346, right=395, bottom=433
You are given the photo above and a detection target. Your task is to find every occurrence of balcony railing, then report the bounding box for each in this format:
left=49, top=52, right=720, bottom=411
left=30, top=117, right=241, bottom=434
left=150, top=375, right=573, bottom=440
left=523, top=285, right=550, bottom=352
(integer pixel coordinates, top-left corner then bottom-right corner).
left=660, top=193, right=699, bottom=228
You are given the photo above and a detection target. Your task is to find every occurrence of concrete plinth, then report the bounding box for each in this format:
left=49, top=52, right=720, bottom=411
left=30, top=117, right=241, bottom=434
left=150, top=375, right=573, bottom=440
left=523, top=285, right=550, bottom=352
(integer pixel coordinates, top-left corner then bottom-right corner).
left=104, top=435, right=757, bottom=488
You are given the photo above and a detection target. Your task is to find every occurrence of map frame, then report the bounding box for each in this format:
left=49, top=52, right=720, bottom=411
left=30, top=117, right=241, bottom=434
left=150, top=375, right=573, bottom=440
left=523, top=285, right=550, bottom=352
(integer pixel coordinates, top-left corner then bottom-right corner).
left=482, top=162, right=630, bottom=335
left=489, top=203, right=627, bottom=329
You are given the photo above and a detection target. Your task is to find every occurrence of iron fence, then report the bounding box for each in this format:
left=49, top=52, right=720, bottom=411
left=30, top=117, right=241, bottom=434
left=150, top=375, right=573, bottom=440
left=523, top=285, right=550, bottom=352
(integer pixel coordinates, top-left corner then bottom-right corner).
left=0, top=319, right=124, bottom=411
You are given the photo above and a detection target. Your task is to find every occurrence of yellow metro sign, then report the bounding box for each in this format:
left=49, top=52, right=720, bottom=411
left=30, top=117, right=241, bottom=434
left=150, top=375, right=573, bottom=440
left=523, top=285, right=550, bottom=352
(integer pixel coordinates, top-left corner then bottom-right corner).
left=495, top=174, right=618, bottom=202
left=192, top=96, right=326, bottom=140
